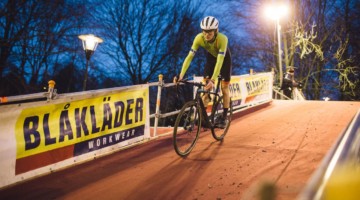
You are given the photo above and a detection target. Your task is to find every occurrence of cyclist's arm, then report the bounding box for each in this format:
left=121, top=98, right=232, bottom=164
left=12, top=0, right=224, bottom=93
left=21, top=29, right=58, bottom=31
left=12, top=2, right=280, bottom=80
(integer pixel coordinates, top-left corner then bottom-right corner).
left=210, top=35, right=228, bottom=81
left=180, top=52, right=194, bottom=79
left=180, top=35, right=201, bottom=79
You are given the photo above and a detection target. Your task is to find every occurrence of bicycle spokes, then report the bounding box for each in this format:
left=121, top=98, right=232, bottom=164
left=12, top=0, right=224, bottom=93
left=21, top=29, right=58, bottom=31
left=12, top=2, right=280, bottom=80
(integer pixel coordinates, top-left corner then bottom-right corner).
left=173, top=101, right=201, bottom=157
left=183, top=109, right=197, bottom=131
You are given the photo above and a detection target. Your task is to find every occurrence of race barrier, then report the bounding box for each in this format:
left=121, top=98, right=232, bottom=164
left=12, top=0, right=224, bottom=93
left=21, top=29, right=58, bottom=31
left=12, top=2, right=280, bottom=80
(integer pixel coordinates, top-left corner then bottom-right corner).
left=0, top=72, right=272, bottom=188
left=194, top=72, right=273, bottom=109
left=0, top=85, right=150, bottom=188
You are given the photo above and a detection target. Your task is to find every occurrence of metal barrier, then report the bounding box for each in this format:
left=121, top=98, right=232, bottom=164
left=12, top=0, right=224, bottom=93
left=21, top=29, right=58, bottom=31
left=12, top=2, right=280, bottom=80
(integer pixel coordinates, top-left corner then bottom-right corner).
left=272, top=87, right=305, bottom=100
left=293, top=88, right=306, bottom=100
left=273, top=87, right=291, bottom=100
left=0, top=80, right=58, bottom=103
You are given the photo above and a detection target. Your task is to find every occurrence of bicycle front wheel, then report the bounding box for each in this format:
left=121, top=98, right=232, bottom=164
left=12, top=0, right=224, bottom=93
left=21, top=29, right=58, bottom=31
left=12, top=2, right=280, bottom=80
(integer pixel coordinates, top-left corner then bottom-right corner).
left=173, top=100, right=202, bottom=157
left=211, top=97, right=233, bottom=141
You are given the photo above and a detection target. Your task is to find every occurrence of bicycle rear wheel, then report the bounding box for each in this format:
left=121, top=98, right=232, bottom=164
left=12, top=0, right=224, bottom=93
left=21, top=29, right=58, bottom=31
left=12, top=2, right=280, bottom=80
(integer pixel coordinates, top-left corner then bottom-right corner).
left=211, top=97, right=233, bottom=141
left=173, top=100, right=202, bottom=157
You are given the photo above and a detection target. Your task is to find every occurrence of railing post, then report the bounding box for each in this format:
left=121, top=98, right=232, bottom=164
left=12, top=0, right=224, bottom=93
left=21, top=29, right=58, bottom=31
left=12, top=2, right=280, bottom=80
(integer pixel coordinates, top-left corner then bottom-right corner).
left=0, top=97, right=7, bottom=103
left=47, top=80, right=56, bottom=100
left=153, top=74, right=163, bottom=137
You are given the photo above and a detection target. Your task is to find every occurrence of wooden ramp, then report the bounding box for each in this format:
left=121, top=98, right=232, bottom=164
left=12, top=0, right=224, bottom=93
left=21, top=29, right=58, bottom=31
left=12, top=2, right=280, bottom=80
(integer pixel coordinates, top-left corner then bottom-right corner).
left=1, top=100, right=359, bottom=200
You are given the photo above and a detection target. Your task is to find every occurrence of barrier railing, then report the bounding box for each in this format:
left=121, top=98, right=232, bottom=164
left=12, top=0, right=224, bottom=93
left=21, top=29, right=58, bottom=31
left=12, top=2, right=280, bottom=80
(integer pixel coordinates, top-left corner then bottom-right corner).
left=272, top=86, right=306, bottom=100
left=0, top=80, right=58, bottom=104
left=1, top=73, right=274, bottom=138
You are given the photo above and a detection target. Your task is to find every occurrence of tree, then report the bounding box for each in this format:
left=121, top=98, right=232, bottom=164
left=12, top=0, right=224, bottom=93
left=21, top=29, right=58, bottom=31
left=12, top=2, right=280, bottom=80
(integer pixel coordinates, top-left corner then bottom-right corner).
left=223, top=0, right=360, bottom=100
left=282, top=0, right=360, bottom=100
left=52, top=63, right=83, bottom=93
left=0, top=0, right=88, bottom=96
left=92, top=0, right=204, bottom=85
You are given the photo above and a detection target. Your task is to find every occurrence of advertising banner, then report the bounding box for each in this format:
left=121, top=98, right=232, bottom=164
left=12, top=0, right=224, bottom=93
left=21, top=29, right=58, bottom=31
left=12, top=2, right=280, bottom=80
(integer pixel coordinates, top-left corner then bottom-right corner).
left=0, top=85, right=150, bottom=188
left=194, top=72, right=272, bottom=110
left=242, top=73, right=272, bottom=105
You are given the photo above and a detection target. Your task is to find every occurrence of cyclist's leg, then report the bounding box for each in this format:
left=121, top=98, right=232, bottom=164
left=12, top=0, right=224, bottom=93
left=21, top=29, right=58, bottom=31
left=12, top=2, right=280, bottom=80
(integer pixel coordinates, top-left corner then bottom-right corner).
left=221, top=81, right=230, bottom=118
left=200, top=79, right=211, bottom=128
left=220, top=47, right=232, bottom=118
left=201, top=78, right=211, bottom=107
left=202, top=52, right=216, bottom=111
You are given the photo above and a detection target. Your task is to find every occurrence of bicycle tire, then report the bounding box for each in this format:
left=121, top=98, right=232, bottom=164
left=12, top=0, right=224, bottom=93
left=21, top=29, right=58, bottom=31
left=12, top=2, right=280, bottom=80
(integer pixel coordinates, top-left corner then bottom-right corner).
left=210, top=97, right=233, bottom=141
left=173, top=100, right=202, bottom=157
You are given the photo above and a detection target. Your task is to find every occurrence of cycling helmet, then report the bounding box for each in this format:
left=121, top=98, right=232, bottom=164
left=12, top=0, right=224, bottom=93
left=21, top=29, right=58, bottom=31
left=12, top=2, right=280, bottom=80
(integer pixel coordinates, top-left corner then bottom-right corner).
left=200, top=16, right=219, bottom=30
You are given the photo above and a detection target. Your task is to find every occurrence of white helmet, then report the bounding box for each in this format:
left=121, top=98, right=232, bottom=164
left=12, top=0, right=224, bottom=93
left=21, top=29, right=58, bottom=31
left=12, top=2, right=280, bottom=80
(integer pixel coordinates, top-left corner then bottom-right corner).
left=200, top=16, right=219, bottom=30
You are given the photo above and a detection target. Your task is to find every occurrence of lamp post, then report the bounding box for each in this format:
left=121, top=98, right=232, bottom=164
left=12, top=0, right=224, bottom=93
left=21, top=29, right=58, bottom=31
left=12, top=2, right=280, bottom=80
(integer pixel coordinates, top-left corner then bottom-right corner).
left=265, top=4, right=288, bottom=87
left=78, top=34, right=103, bottom=91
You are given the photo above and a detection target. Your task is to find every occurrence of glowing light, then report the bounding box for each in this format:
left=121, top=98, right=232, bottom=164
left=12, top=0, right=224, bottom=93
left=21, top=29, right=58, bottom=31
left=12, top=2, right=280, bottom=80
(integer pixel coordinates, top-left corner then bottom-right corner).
left=78, top=34, right=103, bottom=52
left=265, top=4, right=289, bottom=20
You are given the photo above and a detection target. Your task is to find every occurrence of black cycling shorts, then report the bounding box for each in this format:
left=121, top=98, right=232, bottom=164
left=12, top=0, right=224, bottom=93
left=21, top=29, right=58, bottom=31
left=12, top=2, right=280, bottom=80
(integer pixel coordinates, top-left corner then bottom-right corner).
left=204, top=48, right=232, bottom=82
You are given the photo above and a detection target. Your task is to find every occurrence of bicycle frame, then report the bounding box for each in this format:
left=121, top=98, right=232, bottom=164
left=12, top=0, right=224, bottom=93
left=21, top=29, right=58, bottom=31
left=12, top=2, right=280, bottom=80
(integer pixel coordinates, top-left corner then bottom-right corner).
left=193, top=78, right=222, bottom=129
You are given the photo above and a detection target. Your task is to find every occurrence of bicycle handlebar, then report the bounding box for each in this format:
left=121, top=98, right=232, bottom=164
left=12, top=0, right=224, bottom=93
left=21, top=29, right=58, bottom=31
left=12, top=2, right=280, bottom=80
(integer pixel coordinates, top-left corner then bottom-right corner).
left=177, top=79, right=222, bottom=97
left=177, top=79, right=205, bottom=88
left=176, top=75, right=223, bottom=87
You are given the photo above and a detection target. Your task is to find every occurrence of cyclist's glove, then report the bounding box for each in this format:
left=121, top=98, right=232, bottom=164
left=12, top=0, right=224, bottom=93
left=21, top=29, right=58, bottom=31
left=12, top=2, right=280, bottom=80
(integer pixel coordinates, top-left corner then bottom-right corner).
left=204, top=79, right=215, bottom=90
left=173, top=74, right=181, bottom=84
left=173, top=75, right=178, bottom=84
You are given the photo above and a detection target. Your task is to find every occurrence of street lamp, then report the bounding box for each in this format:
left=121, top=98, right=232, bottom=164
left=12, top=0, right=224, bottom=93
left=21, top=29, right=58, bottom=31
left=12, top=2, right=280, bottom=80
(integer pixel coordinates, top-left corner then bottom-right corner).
left=78, top=34, right=103, bottom=91
left=265, top=4, right=288, bottom=88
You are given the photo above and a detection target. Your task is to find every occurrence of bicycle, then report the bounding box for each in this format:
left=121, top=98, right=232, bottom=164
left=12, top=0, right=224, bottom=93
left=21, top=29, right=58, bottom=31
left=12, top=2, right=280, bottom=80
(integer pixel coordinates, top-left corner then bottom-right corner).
left=173, top=76, right=233, bottom=157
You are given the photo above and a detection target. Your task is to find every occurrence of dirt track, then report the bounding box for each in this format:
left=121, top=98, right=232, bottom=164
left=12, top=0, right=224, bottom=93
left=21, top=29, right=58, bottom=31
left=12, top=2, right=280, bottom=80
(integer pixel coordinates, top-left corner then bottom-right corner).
left=1, top=100, right=359, bottom=200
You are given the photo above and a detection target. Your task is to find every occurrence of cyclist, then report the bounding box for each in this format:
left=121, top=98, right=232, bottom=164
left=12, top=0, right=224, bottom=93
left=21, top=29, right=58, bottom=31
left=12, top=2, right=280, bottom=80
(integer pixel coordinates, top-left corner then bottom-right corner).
left=175, top=16, right=232, bottom=128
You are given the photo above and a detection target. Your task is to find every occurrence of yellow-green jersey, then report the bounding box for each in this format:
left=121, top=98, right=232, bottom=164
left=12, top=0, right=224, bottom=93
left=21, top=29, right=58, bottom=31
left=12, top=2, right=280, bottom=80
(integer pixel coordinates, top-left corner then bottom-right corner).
left=180, top=32, right=228, bottom=81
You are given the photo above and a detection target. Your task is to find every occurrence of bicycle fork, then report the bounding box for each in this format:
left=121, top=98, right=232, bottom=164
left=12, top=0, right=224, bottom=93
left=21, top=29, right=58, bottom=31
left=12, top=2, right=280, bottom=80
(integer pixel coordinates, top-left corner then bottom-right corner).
left=182, top=103, right=199, bottom=131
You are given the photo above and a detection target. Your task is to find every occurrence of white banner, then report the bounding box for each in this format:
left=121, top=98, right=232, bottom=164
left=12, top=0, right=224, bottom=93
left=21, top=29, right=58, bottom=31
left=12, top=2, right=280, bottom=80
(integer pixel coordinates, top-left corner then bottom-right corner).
left=194, top=72, right=273, bottom=109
